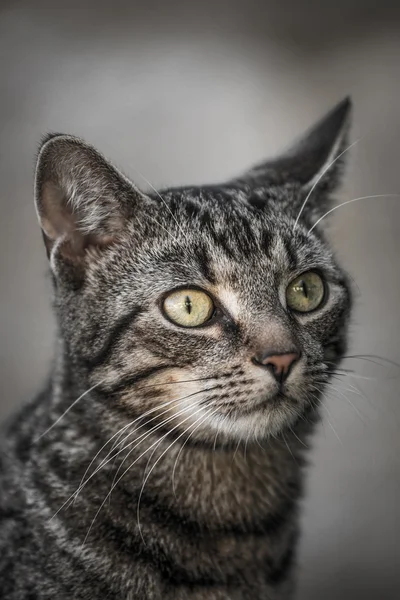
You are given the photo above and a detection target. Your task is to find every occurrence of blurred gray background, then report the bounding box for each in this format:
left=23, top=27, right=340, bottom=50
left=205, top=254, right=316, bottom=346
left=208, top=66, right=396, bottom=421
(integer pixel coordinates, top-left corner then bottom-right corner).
left=1, top=1, right=399, bottom=598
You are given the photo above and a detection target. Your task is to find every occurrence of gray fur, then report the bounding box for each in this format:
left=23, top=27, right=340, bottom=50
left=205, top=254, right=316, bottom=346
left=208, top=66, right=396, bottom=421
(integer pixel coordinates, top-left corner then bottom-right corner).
left=0, top=98, right=352, bottom=599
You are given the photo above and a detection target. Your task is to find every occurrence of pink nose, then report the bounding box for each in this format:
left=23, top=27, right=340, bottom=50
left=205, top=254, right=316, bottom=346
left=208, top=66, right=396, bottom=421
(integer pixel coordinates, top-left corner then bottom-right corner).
left=253, top=351, right=300, bottom=383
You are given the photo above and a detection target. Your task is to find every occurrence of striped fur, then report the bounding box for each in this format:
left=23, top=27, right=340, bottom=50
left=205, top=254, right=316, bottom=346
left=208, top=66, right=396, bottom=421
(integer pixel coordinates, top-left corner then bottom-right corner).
left=0, top=99, right=352, bottom=599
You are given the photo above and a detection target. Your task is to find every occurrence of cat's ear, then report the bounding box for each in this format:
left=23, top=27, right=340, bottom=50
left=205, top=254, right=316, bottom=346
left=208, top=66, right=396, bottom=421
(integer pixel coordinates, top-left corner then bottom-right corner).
left=235, top=97, right=352, bottom=194
left=35, top=134, right=148, bottom=266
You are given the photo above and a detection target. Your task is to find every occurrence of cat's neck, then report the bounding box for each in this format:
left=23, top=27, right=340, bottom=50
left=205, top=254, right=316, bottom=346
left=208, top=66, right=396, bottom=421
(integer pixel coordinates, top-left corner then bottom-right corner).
left=152, top=433, right=306, bottom=531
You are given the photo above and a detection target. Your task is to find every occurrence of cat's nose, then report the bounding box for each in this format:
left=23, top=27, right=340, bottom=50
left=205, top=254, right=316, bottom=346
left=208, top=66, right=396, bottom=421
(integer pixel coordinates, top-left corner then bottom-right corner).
left=252, top=350, right=300, bottom=383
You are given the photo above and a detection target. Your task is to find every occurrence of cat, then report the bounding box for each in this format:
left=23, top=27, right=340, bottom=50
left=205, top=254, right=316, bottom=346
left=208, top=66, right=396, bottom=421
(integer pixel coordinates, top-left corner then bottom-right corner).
left=0, top=98, right=352, bottom=599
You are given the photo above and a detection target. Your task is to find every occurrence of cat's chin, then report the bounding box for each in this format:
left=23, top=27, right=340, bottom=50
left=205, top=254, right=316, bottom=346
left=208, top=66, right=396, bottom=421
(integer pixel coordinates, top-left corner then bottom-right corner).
left=205, top=394, right=305, bottom=442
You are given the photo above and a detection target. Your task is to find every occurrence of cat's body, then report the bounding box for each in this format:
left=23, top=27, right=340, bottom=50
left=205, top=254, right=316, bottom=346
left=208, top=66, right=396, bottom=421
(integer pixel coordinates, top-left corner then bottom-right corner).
left=0, top=99, right=352, bottom=599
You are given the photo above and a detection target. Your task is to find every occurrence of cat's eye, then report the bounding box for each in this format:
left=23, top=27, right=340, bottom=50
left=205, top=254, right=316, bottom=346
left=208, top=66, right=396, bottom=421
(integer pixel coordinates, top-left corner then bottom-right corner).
left=286, top=272, right=325, bottom=313
left=162, top=289, right=215, bottom=327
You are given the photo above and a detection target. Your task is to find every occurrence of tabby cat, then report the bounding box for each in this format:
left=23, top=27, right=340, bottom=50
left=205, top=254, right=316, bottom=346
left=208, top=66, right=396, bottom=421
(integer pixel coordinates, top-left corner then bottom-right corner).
left=0, top=98, right=352, bottom=599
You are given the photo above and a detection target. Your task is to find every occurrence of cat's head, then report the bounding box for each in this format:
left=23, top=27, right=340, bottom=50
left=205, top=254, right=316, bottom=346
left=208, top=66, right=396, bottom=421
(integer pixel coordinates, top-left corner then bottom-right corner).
left=35, top=98, right=352, bottom=443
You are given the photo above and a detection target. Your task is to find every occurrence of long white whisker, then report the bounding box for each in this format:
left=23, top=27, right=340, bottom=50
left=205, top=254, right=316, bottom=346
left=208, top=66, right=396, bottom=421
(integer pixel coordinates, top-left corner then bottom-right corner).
left=77, top=393, right=191, bottom=498
left=232, top=438, right=242, bottom=463
left=52, top=388, right=215, bottom=521
left=88, top=386, right=216, bottom=485
left=105, top=375, right=221, bottom=465
left=288, top=424, right=308, bottom=449
left=212, top=415, right=229, bottom=452
left=171, top=411, right=213, bottom=497
left=243, top=430, right=251, bottom=462
left=343, top=354, right=400, bottom=369
left=311, top=388, right=343, bottom=444
left=293, top=138, right=361, bottom=231
left=34, top=380, right=104, bottom=442
left=91, top=386, right=218, bottom=482
left=106, top=387, right=213, bottom=463
left=138, top=409, right=217, bottom=544
left=329, top=370, right=376, bottom=381
left=109, top=392, right=215, bottom=490
left=254, top=430, right=265, bottom=451
left=325, top=382, right=366, bottom=422
left=81, top=404, right=211, bottom=548
left=109, top=403, right=182, bottom=486
left=282, top=431, right=298, bottom=465
left=308, top=194, right=400, bottom=233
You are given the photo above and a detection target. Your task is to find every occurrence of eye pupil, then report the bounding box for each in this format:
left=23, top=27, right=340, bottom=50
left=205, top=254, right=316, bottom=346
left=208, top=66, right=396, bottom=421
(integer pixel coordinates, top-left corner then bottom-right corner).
left=294, top=280, right=307, bottom=296
left=185, top=296, right=192, bottom=314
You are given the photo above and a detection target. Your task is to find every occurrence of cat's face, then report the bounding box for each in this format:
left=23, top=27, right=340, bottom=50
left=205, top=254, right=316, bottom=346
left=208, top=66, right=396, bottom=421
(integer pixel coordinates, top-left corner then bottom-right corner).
left=35, top=99, right=352, bottom=444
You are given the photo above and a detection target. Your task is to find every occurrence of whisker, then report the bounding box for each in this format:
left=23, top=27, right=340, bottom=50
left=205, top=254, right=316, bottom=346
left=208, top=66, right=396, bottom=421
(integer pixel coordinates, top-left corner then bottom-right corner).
left=171, top=410, right=211, bottom=496
left=81, top=404, right=212, bottom=548
left=108, top=427, right=134, bottom=480
left=328, top=377, right=379, bottom=416
left=327, top=370, right=376, bottom=381
left=329, top=376, right=366, bottom=397
left=325, top=382, right=366, bottom=422
left=51, top=388, right=216, bottom=521
left=138, top=389, right=223, bottom=487
left=107, top=398, right=199, bottom=472
left=34, top=380, right=105, bottom=442
left=147, top=213, right=181, bottom=244
left=232, top=438, right=242, bottom=463
left=243, top=431, right=251, bottom=462
left=329, top=374, right=368, bottom=395
left=213, top=422, right=222, bottom=452
left=95, top=385, right=219, bottom=474
left=293, top=138, right=361, bottom=231
left=77, top=393, right=193, bottom=498
left=342, top=354, right=400, bottom=369
left=254, top=431, right=265, bottom=451
left=135, top=375, right=218, bottom=391
left=311, top=389, right=343, bottom=444
left=109, top=394, right=211, bottom=490
left=288, top=424, right=308, bottom=449
left=106, top=379, right=221, bottom=464
left=138, top=408, right=218, bottom=544
left=308, top=194, right=400, bottom=234
left=281, top=431, right=298, bottom=465
left=134, top=169, right=189, bottom=242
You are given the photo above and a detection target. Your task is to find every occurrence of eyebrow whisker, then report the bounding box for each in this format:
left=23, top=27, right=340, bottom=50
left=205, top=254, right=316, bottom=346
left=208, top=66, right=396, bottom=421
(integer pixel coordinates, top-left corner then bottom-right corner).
left=293, top=138, right=361, bottom=231
left=308, top=194, right=400, bottom=234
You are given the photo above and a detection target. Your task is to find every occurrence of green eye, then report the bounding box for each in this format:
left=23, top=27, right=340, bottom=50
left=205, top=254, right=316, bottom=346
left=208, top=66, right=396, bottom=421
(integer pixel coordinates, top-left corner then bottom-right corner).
left=163, top=289, right=215, bottom=327
left=286, top=272, right=325, bottom=313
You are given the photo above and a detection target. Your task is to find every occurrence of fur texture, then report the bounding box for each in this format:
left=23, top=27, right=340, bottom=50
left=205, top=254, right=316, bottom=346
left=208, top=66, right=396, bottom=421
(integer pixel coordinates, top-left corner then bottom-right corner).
left=0, top=98, right=352, bottom=599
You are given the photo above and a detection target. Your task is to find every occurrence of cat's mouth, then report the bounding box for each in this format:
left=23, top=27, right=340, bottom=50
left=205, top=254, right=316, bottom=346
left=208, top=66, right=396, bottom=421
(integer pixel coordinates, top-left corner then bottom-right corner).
left=203, top=387, right=306, bottom=442
left=217, top=391, right=294, bottom=420
left=245, top=391, right=290, bottom=413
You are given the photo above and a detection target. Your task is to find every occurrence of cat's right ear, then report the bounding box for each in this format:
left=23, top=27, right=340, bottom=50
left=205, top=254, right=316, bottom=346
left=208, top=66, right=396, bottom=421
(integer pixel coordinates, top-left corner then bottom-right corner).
left=34, top=134, right=149, bottom=272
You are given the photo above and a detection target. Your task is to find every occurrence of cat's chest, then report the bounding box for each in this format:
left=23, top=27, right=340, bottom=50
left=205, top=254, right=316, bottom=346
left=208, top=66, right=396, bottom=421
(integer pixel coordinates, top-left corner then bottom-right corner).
left=153, top=442, right=300, bottom=529
left=119, top=517, right=295, bottom=600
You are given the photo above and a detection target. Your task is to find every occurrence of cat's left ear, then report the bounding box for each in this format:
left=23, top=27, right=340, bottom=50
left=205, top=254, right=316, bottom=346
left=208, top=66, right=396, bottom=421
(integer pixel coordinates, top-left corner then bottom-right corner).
left=235, top=97, right=352, bottom=197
